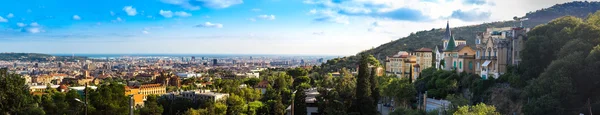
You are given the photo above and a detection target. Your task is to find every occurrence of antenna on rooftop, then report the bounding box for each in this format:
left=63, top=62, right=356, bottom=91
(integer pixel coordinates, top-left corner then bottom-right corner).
left=513, top=16, right=529, bottom=27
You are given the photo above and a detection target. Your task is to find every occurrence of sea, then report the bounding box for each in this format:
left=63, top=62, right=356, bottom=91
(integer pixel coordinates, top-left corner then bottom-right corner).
left=50, top=54, right=340, bottom=59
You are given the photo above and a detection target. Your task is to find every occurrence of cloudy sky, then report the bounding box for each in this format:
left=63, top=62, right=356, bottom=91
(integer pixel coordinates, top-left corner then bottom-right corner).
left=0, top=0, right=589, bottom=55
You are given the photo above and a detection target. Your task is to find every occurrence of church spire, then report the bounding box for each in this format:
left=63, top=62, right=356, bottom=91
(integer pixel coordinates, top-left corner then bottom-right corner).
left=446, top=35, right=456, bottom=51
left=444, top=20, right=452, bottom=40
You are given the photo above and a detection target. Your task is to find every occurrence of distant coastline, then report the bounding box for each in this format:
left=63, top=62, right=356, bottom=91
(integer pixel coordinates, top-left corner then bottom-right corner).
left=50, top=54, right=342, bottom=58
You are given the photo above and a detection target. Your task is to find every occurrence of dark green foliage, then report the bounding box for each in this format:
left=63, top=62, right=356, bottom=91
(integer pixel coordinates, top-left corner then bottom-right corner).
left=88, top=83, right=130, bottom=115
left=351, top=54, right=377, bottom=115
left=158, top=96, right=194, bottom=115
left=370, top=67, right=381, bottom=107
left=293, top=83, right=310, bottom=115
left=0, top=68, right=40, bottom=115
left=292, top=76, right=311, bottom=89
left=226, top=94, right=246, bottom=115
left=244, top=78, right=261, bottom=88
left=139, top=95, right=163, bottom=115
left=384, top=78, right=416, bottom=109
left=521, top=14, right=600, bottom=115
left=445, top=94, right=470, bottom=113
left=287, top=68, right=308, bottom=78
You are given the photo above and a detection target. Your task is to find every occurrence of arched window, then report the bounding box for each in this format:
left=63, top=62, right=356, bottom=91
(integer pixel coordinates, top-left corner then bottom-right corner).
left=453, top=61, right=456, bottom=68
left=488, top=49, right=491, bottom=59
left=469, top=61, right=473, bottom=69
left=494, top=50, right=497, bottom=57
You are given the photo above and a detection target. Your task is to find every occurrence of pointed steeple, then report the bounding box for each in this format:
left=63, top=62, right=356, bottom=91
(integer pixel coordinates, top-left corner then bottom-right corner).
left=444, top=20, right=452, bottom=40
left=446, top=35, right=456, bottom=51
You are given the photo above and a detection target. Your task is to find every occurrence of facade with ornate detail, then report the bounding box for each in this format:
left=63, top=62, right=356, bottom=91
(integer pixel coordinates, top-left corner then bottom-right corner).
left=385, top=51, right=420, bottom=80
left=475, top=27, right=529, bottom=79
left=436, top=21, right=467, bottom=70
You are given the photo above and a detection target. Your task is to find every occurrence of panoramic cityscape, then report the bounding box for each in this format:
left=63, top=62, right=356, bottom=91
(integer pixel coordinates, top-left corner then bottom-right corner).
left=3, top=0, right=600, bottom=115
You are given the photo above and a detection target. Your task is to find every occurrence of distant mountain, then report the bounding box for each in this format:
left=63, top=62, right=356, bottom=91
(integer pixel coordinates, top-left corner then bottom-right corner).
left=0, top=53, right=88, bottom=62
left=321, top=1, right=600, bottom=71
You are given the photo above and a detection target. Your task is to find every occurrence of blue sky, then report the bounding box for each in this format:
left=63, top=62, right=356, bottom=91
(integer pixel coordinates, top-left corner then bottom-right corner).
left=0, top=0, right=589, bottom=55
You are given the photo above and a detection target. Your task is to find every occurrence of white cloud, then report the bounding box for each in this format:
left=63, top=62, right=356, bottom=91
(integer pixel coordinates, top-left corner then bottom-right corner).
left=112, top=17, right=123, bottom=22
left=73, top=15, right=81, bottom=20
left=257, top=14, right=276, bottom=20
left=16, top=22, right=26, bottom=27
left=30, top=22, right=39, bottom=26
left=6, top=13, right=14, bottom=18
left=309, top=9, right=349, bottom=24
left=159, top=10, right=173, bottom=18
left=196, top=0, right=243, bottom=8
left=160, top=0, right=200, bottom=10
left=248, top=18, right=256, bottom=22
left=195, top=22, right=223, bottom=28
left=123, top=6, right=137, bottom=16
left=110, top=11, right=116, bottom=16
left=0, top=16, right=7, bottom=22
left=142, top=31, right=149, bottom=34
left=251, top=8, right=261, bottom=12
left=308, top=9, right=317, bottom=15
left=160, top=0, right=243, bottom=9
left=174, top=11, right=192, bottom=17
left=26, top=27, right=42, bottom=33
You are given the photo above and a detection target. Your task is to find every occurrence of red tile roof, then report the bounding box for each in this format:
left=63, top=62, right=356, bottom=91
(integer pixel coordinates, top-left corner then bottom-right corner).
left=414, top=48, right=433, bottom=52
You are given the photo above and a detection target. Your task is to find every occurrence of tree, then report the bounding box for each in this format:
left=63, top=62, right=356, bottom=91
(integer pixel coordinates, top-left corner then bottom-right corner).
left=267, top=97, right=286, bottom=115
left=244, top=78, right=261, bottom=88
left=183, top=108, right=208, bottom=115
left=351, top=54, right=377, bottom=114
left=287, top=68, right=308, bottom=78
left=0, top=68, right=41, bottom=115
left=237, top=88, right=261, bottom=102
left=139, top=95, right=163, bottom=115
left=247, top=101, right=264, bottom=115
left=292, top=76, right=311, bottom=89
left=293, top=83, right=311, bottom=115
left=214, top=102, right=228, bottom=115
left=66, top=89, right=84, bottom=114
left=384, top=78, right=416, bottom=109
left=88, top=82, right=130, bottom=115
left=370, top=67, right=381, bottom=107
left=453, top=103, right=500, bottom=115
left=226, top=94, right=246, bottom=115
left=520, top=14, right=600, bottom=115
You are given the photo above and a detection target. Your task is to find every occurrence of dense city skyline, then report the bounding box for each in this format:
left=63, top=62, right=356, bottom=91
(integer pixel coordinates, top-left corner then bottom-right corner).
left=0, top=0, right=592, bottom=55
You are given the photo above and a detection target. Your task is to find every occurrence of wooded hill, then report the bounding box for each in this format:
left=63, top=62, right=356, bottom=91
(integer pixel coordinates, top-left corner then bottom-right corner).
left=321, top=1, right=600, bottom=72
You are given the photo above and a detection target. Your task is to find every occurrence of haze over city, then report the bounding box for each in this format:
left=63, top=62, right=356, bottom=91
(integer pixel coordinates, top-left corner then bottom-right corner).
left=0, top=0, right=587, bottom=55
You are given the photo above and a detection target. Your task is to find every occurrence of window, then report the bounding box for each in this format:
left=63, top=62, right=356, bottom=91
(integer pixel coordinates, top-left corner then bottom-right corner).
left=494, top=51, right=497, bottom=57
left=453, top=61, right=456, bottom=68
left=459, top=61, right=462, bottom=69
left=469, top=62, right=473, bottom=69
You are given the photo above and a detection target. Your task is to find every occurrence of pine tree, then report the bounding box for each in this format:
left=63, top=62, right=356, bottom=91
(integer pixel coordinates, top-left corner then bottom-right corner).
left=352, top=54, right=376, bottom=114
left=370, top=67, right=381, bottom=110
left=293, top=84, right=310, bottom=115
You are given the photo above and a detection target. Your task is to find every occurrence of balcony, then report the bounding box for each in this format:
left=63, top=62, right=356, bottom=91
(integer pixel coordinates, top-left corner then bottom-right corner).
left=479, top=56, right=497, bottom=60
left=459, top=55, right=475, bottom=59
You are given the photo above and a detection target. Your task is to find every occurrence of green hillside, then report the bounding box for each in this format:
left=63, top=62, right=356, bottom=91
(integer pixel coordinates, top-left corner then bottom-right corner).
left=321, top=1, right=600, bottom=72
